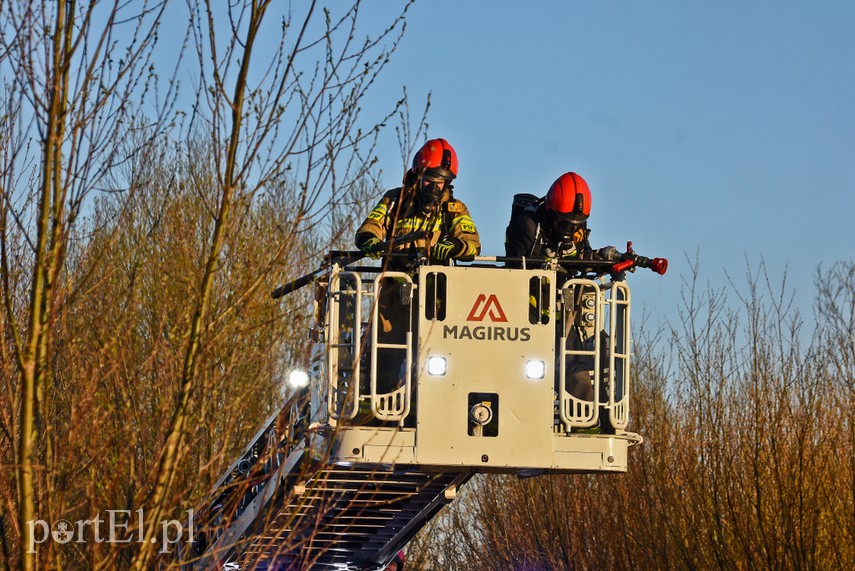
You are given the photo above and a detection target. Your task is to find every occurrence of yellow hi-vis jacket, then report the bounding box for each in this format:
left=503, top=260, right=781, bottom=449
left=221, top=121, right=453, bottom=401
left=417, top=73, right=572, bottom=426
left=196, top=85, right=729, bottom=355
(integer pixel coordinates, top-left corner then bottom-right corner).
left=355, top=186, right=480, bottom=259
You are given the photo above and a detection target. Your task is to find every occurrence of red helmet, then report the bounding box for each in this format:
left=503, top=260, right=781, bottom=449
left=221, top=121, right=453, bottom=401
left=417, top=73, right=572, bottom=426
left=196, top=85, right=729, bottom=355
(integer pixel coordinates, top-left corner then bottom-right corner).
left=412, top=138, right=458, bottom=180
left=545, top=172, right=591, bottom=221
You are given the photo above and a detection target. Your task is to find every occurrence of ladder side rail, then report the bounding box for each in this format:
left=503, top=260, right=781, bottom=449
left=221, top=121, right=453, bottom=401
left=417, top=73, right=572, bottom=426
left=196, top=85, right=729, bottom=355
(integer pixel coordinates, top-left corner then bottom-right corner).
left=558, top=278, right=601, bottom=431
left=326, top=269, right=342, bottom=418
left=191, top=445, right=307, bottom=571
left=607, top=281, right=631, bottom=429
left=327, top=271, right=363, bottom=419
left=370, top=271, right=414, bottom=422
left=342, top=271, right=364, bottom=420
left=205, top=409, right=280, bottom=495
left=199, top=390, right=307, bottom=522
left=175, top=391, right=310, bottom=569
left=350, top=272, right=363, bottom=419
left=369, top=472, right=472, bottom=570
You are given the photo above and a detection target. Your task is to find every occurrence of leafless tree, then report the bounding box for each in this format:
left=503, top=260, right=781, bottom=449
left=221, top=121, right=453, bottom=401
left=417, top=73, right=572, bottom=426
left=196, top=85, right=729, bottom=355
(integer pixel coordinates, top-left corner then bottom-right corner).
left=0, top=2, right=178, bottom=568
left=133, top=1, right=411, bottom=568
left=1, top=0, right=414, bottom=568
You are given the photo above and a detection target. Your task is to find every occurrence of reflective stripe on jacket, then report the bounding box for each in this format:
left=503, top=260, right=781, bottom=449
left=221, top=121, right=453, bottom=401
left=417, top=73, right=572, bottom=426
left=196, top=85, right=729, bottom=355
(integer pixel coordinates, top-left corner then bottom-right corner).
left=356, top=186, right=480, bottom=258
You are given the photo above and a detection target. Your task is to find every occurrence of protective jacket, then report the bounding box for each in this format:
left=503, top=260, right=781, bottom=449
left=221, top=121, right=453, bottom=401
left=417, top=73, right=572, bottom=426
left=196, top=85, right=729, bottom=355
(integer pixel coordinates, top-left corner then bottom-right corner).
left=504, top=193, right=591, bottom=264
left=355, top=185, right=480, bottom=261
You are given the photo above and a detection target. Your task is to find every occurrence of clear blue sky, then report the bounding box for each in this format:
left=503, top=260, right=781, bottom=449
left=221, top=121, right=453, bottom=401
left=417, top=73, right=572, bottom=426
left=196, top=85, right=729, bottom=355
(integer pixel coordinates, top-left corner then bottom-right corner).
left=357, top=0, right=854, bottom=328
left=155, top=1, right=853, bottom=329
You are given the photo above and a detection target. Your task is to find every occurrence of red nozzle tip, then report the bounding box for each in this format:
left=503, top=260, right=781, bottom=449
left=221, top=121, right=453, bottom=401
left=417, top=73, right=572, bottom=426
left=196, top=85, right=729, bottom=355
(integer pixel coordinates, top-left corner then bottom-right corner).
left=650, top=257, right=668, bottom=275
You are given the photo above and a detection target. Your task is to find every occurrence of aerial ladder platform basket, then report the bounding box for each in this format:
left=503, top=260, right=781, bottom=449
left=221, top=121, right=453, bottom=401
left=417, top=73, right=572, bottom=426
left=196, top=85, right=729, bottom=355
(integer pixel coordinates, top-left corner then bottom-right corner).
left=169, top=249, right=664, bottom=570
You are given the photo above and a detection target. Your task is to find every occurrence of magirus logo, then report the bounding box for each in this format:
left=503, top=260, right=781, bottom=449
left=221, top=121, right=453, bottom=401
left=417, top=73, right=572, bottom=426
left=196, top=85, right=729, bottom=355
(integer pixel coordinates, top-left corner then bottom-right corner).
left=443, top=293, right=530, bottom=342
left=466, top=294, right=508, bottom=322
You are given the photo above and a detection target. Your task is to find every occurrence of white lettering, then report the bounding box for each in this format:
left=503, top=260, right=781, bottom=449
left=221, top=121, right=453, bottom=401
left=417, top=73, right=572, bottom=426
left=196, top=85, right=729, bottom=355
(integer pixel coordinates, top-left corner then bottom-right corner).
left=108, top=510, right=133, bottom=543
left=159, top=519, right=183, bottom=554
left=26, top=520, right=50, bottom=554
left=442, top=325, right=532, bottom=342
left=76, top=513, right=104, bottom=544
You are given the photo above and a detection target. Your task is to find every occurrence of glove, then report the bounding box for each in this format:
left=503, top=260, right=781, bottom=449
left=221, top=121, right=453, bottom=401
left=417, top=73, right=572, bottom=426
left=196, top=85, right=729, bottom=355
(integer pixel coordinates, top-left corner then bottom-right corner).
left=557, top=242, right=578, bottom=259
left=357, top=236, right=383, bottom=260
left=597, top=246, right=618, bottom=261
left=432, top=238, right=462, bottom=262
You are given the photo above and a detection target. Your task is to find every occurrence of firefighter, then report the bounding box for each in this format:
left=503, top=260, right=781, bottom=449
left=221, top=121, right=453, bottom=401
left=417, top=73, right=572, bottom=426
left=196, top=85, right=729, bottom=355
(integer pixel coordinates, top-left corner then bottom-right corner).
left=354, top=138, right=480, bottom=401
left=355, top=137, right=480, bottom=265
left=504, top=172, right=616, bottom=419
left=504, top=171, right=617, bottom=264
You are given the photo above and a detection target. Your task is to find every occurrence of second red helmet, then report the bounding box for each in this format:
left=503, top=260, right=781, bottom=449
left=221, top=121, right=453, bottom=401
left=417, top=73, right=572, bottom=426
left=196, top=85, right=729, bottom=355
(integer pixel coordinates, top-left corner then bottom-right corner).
left=412, top=138, right=458, bottom=180
left=545, top=172, right=591, bottom=221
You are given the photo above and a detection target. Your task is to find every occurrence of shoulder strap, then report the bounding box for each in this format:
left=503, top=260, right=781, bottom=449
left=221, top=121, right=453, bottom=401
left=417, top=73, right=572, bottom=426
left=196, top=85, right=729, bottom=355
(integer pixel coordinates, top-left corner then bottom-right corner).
left=384, top=187, right=403, bottom=234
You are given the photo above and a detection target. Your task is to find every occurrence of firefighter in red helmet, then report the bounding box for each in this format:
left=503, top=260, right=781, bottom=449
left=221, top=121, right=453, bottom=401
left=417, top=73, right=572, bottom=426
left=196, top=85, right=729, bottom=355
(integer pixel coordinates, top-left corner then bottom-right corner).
left=504, top=172, right=617, bottom=412
left=504, top=171, right=615, bottom=263
left=354, top=139, right=480, bottom=400
left=355, top=138, right=480, bottom=264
